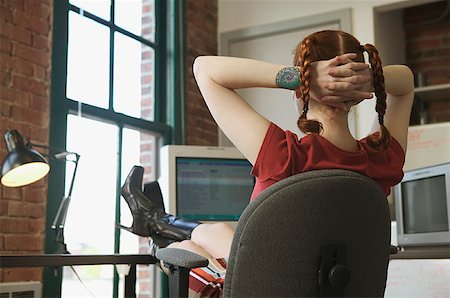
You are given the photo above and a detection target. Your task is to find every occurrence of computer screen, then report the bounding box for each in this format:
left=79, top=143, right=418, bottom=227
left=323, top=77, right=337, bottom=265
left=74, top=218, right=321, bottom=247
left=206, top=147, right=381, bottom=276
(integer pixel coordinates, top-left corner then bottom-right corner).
left=401, top=175, right=448, bottom=234
left=394, top=162, right=450, bottom=246
left=176, top=157, right=254, bottom=221
left=159, top=145, right=255, bottom=223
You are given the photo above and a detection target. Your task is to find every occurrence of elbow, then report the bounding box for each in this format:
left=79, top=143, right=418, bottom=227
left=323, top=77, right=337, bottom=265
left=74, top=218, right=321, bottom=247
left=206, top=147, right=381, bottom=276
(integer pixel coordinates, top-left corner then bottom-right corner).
left=384, top=65, right=415, bottom=96
left=193, top=56, right=211, bottom=80
left=401, top=65, right=414, bottom=93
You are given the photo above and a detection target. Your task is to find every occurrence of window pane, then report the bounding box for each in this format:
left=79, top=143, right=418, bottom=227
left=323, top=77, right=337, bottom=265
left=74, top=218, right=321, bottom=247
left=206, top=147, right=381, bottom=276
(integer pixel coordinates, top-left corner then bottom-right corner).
left=120, top=128, right=158, bottom=255
left=61, top=115, right=118, bottom=297
left=67, top=11, right=110, bottom=108
left=120, top=128, right=160, bottom=296
left=70, top=0, right=111, bottom=21
left=113, top=33, right=155, bottom=121
left=115, top=0, right=155, bottom=41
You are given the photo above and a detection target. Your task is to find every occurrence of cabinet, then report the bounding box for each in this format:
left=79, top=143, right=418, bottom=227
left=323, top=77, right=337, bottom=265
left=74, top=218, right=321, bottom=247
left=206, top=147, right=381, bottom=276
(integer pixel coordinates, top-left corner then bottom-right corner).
left=374, top=1, right=450, bottom=126
left=413, top=83, right=450, bottom=125
left=415, top=83, right=450, bottom=103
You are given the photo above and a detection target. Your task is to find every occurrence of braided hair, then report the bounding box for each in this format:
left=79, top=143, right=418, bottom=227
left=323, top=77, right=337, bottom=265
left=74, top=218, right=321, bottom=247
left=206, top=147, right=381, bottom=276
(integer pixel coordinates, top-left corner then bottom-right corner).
left=362, top=43, right=391, bottom=153
left=292, top=30, right=391, bottom=153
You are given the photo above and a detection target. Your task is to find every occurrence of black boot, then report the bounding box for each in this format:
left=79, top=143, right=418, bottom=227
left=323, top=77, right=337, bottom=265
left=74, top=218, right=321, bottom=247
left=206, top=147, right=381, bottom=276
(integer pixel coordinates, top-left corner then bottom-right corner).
left=118, top=166, right=200, bottom=242
left=117, top=166, right=156, bottom=237
left=143, top=180, right=201, bottom=240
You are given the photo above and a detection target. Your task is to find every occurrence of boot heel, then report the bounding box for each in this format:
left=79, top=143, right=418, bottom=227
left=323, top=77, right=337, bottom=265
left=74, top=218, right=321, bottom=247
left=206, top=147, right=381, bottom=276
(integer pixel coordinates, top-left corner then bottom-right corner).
left=116, top=216, right=148, bottom=237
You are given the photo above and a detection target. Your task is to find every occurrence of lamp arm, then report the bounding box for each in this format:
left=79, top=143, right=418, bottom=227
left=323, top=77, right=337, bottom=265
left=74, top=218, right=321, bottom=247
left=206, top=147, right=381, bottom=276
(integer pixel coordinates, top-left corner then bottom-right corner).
left=67, top=154, right=80, bottom=198
left=30, top=142, right=78, bottom=161
left=49, top=152, right=80, bottom=254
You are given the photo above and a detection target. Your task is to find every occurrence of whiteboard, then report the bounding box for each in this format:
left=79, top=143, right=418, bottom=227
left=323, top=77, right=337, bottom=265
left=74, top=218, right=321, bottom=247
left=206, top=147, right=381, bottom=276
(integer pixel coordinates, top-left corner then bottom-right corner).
left=385, top=259, right=450, bottom=298
left=404, top=122, right=450, bottom=171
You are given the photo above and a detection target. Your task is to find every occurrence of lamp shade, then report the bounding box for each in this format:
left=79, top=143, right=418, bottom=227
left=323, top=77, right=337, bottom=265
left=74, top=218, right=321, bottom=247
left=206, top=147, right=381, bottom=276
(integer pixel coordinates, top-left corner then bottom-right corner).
left=1, top=130, right=50, bottom=187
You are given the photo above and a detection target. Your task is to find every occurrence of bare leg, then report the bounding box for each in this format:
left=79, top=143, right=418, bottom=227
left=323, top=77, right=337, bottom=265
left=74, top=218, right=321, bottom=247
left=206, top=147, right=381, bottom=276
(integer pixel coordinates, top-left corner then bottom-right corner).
left=190, top=222, right=234, bottom=258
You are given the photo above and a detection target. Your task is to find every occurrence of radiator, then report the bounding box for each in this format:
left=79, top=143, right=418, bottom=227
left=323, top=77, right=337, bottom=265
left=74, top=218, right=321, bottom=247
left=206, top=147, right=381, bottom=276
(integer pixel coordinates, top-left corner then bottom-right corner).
left=0, top=282, right=42, bottom=298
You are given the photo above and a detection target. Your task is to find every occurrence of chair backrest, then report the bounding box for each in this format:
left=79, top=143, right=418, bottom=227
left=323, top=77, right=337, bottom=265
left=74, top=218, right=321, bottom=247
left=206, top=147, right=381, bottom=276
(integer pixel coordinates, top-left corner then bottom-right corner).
left=223, top=169, right=391, bottom=298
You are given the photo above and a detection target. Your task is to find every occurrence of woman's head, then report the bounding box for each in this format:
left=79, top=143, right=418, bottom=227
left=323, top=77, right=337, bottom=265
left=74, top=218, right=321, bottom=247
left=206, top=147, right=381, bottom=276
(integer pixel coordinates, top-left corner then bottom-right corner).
left=293, top=30, right=390, bottom=153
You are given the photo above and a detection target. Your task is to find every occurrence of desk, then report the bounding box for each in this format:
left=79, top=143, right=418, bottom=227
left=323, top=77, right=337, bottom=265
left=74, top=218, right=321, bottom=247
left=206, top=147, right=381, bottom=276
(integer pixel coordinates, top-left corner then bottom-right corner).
left=0, top=254, right=158, bottom=298
left=387, top=246, right=450, bottom=297
left=390, top=245, right=450, bottom=259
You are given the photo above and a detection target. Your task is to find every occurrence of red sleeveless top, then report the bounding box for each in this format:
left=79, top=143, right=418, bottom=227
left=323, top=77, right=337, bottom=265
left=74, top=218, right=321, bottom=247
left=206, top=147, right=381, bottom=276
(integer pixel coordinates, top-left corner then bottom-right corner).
left=250, top=123, right=405, bottom=201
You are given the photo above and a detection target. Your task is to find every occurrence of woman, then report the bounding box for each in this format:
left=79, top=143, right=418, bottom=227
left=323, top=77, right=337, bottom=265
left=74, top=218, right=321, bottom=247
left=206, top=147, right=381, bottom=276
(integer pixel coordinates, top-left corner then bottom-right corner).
left=119, top=30, right=414, bottom=297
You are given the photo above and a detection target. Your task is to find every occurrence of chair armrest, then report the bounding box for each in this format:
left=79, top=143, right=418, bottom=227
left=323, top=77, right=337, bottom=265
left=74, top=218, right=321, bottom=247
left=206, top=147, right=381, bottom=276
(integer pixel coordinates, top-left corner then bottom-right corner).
left=156, top=247, right=209, bottom=269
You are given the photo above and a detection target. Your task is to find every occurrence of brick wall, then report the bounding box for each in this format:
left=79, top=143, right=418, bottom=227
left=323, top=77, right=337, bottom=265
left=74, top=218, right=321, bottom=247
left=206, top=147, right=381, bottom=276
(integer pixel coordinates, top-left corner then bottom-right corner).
left=0, top=0, right=53, bottom=282
left=185, top=0, right=219, bottom=146
left=403, top=0, right=450, bottom=123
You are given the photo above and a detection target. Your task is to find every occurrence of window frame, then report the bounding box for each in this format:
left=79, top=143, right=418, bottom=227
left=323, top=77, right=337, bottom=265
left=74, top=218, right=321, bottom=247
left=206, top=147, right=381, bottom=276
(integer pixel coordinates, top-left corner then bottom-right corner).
left=44, top=0, right=184, bottom=296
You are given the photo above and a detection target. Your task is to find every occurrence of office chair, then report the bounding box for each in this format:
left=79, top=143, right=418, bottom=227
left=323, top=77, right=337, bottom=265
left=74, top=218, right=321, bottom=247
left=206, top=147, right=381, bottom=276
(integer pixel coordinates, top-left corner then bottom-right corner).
left=157, top=169, right=392, bottom=297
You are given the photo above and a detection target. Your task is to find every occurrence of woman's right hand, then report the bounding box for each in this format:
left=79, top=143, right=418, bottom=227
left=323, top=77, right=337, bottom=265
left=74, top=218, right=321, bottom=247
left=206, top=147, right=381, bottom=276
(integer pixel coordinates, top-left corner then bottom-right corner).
left=310, top=53, right=373, bottom=111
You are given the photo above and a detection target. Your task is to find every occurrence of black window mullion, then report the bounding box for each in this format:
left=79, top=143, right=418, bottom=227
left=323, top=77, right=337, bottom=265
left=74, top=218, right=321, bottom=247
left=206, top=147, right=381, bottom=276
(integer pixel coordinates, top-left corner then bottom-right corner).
left=109, top=0, right=115, bottom=111
left=112, top=124, right=123, bottom=298
left=45, top=0, right=70, bottom=296
left=68, top=3, right=158, bottom=49
left=154, top=0, right=166, bottom=125
left=67, top=100, right=171, bottom=136
left=48, top=1, right=173, bottom=297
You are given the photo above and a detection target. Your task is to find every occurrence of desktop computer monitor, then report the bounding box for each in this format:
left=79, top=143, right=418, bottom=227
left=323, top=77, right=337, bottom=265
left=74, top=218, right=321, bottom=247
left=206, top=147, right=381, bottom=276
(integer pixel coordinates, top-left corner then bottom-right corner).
left=394, top=162, right=450, bottom=246
left=158, top=145, right=255, bottom=223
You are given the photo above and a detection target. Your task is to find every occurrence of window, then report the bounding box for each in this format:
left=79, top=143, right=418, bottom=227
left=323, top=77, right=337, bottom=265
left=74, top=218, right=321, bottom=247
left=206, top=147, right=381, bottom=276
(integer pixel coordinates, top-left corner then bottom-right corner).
left=45, top=1, right=183, bottom=297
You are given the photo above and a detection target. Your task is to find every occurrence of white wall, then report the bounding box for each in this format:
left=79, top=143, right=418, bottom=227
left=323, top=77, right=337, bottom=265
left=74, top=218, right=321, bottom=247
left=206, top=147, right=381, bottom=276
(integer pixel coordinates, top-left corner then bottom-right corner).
left=217, top=0, right=437, bottom=138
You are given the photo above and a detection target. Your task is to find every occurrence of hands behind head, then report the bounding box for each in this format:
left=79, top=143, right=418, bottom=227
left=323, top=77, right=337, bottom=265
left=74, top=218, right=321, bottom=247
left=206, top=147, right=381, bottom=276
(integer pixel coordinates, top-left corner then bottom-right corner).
left=309, top=53, right=373, bottom=111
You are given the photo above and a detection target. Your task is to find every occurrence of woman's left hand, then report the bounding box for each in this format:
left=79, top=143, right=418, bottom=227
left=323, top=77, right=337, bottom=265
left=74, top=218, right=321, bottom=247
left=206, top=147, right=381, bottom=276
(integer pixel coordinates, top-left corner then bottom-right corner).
left=311, top=53, right=373, bottom=111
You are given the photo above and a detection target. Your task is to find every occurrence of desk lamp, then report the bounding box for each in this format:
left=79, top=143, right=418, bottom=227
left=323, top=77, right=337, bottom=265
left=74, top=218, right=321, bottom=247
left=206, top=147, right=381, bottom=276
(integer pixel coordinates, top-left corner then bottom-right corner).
left=1, top=129, right=80, bottom=254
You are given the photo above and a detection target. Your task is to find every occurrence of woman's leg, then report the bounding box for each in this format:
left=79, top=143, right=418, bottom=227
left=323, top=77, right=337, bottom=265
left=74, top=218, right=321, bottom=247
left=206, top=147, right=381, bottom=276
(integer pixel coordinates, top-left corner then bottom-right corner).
left=190, top=222, right=235, bottom=259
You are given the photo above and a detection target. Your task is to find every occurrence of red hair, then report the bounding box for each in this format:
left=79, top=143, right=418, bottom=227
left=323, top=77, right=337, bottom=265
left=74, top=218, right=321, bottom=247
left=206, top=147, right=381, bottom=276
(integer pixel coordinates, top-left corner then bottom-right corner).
left=293, top=30, right=390, bottom=154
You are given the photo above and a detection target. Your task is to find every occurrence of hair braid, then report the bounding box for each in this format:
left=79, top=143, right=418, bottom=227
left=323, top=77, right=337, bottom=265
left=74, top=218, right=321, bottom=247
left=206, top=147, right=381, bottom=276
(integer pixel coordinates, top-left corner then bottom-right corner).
left=363, top=43, right=391, bottom=153
left=295, top=37, right=322, bottom=134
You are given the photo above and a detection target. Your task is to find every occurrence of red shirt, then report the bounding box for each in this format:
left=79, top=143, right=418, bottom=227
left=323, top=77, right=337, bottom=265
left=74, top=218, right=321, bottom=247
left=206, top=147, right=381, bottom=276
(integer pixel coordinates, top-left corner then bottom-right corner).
left=250, top=123, right=405, bottom=201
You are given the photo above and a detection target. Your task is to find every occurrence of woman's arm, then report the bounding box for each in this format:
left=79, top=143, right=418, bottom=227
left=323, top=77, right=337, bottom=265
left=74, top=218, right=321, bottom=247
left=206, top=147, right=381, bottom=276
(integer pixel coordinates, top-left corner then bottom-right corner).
left=193, top=56, right=278, bottom=164
left=193, top=55, right=373, bottom=164
left=374, top=65, right=415, bottom=152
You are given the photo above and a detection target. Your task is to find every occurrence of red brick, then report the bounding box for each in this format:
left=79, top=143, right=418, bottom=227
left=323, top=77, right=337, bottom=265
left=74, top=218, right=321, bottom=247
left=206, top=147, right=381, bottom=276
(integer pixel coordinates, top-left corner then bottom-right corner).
left=13, top=26, right=32, bottom=45
left=28, top=218, right=45, bottom=234
left=0, top=118, right=13, bottom=133
left=0, top=37, right=13, bottom=54
left=33, top=64, right=47, bottom=80
left=12, top=75, right=48, bottom=97
left=0, top=52, right=13, bottom=72
left=1, top=0, right=25, bottom=11
left=23, top=186, right=47, bottom=204
left=24, top=1, right=51, bottom=20
left=409, top=38, right=442, bottom=50
left=32, top=34, right=50, bottom=51
left=29, top=122, right=49, bottom=144
left=0, top=87, right=31, bottom=106
left=403, top=1, right=448, bottom=24
left=13, top=58, right=34, bottom=77
left=13, top=42, right=50, bottom=68
left=1, top=268, right=42, bottom=282
left=0, top=100, right=12, bottom=117
left=0, top=200, right=9, bottom=216
left=0, top=5, right=14, bottom=23
left=2, top=187, right=23, bottom=200
left=0, top=69, right=12, bottom=87
left=0, top=20, right=14, bottom=39
left=0, top=217, right=30, bottom=233
left=13, top=10, right=50, bottom=35
left=8, top=201, right=45, bottom=218
left=4, top=234, right=44, bottom=251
